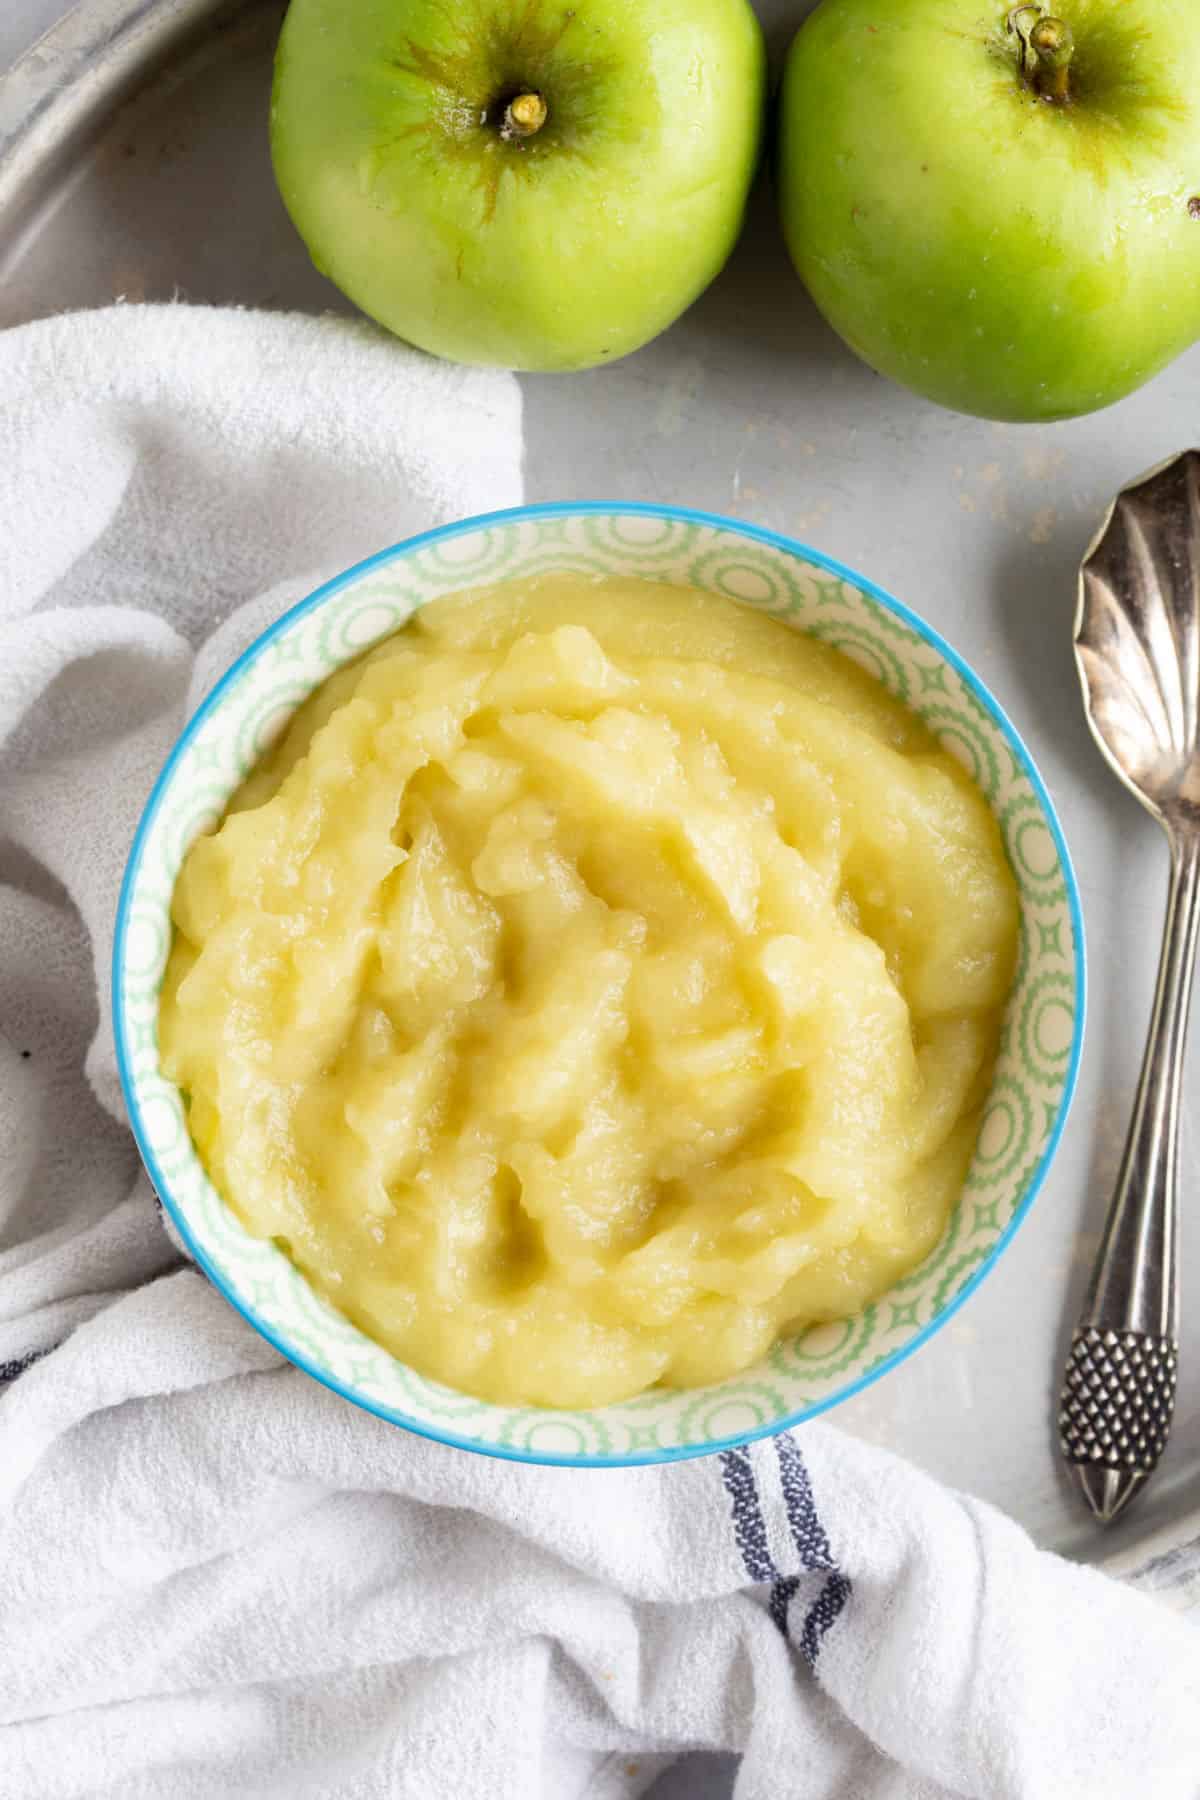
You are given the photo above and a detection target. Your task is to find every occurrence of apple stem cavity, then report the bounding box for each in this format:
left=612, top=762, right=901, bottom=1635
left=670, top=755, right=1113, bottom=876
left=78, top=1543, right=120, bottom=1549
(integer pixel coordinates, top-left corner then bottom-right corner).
left=501, top=91, right=548, bottom=141
left=1029, top=15, right=1074, bottom=103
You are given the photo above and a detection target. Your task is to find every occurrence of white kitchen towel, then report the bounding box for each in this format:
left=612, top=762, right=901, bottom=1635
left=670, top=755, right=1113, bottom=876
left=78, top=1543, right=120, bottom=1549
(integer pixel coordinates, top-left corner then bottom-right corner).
left=1, top=304, right=1197, bottom=1800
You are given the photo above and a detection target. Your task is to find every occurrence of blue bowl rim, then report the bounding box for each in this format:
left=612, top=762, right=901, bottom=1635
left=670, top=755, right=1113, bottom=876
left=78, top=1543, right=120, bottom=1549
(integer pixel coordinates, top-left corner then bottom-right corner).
left=112, top=500, right=1087, bottom=1468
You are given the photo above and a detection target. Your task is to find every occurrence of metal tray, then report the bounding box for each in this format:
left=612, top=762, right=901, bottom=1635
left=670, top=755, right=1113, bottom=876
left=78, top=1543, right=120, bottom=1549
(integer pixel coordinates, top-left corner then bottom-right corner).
left=5, top=0, right=1200, bottom=1602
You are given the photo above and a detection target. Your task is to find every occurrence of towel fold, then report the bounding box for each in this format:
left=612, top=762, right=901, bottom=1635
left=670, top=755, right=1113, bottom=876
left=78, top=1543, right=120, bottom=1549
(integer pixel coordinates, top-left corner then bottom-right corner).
left=2, top=305, right=1197, bottom=1800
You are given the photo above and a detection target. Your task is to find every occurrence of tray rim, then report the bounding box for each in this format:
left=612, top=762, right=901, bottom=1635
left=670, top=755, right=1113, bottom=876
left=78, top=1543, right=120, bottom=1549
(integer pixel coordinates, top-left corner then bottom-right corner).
left=1, top=0, right=206, bottom=222
left=2, top=0, right=1199, bottom=1589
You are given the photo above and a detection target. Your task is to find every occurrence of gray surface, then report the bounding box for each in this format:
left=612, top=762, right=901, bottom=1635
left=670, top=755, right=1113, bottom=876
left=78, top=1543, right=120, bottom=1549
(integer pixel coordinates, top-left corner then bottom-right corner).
left=2, top=0, right=1199, bottom=1744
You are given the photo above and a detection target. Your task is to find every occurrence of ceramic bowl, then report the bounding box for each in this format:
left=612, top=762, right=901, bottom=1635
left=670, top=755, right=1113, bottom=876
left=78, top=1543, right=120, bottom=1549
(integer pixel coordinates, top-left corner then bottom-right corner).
left=114, top=503, right=1085, bottom=1465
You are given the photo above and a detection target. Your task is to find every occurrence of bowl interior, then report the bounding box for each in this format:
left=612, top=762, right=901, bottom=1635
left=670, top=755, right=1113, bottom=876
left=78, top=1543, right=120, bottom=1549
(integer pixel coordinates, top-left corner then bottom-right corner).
left=114, top=504, right=1083, bottom=1465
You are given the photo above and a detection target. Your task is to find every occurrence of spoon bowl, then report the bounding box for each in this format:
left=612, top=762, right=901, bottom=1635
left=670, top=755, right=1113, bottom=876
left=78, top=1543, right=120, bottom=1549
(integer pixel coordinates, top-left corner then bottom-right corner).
left=1077, top=449, right=1200, bottom=825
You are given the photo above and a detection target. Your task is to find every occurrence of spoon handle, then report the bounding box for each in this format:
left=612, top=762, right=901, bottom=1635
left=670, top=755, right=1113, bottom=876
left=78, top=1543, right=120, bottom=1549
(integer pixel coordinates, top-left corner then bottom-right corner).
left=1059, top=831, right=1200, bottom=1523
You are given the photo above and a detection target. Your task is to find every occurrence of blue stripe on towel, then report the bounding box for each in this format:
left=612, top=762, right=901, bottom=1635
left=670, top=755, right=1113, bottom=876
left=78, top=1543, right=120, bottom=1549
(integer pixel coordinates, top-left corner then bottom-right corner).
left=774, top=1433, right=836, bottom=1571
left=719, top=1435, right=852, bottom=1663
left=800, top=1571, right=853, bottom=1662
left=0, top=1348, right=50, bottom=1385
left=768, top=1574, right=800, bottom=1635
left=719, top=1445, right=777, bottom=1584
left=774, top=1435, right=852, bottom=1660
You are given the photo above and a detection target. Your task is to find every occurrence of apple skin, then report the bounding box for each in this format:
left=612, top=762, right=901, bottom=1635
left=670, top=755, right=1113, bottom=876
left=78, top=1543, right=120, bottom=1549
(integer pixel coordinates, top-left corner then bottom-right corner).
left=271, top=0, right=765, bottom=372
left=777, top=0, right=1200, bottom=421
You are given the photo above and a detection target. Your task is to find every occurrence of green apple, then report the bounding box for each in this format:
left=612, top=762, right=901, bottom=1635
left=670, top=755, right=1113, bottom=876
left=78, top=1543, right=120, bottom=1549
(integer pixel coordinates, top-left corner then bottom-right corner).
left=271, top=0, right=765, bottom=371
left=777, top=0, right=1200, bottom=421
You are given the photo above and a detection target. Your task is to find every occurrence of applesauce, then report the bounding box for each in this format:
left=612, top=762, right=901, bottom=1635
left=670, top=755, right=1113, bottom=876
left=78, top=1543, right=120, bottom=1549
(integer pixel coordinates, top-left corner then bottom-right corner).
left=159, top=576, right=1018, bottom=1407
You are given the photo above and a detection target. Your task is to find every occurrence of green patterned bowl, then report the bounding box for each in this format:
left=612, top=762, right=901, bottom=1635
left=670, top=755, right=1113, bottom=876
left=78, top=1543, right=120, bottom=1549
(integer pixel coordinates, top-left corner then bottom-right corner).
left=113, top=503, right=1084, bottom=1465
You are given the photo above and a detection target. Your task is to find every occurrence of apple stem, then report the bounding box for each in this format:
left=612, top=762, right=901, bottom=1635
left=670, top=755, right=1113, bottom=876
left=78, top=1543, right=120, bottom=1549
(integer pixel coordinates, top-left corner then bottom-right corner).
left=1006, top=4, right=1043, bottom=78
left=1029, top=15, right=1074, bottom=103
left=501, top=92, right=548, bottom=141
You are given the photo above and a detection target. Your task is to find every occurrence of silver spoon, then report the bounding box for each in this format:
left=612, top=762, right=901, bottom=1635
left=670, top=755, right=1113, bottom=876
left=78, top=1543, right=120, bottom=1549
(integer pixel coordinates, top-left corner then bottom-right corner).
left=1059, top=449, right=1200, bottom=1524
